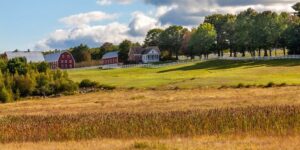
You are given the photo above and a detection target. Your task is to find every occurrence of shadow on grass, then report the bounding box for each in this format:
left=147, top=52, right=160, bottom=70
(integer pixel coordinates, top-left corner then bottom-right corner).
left=158, top=59, right=300, bottom=73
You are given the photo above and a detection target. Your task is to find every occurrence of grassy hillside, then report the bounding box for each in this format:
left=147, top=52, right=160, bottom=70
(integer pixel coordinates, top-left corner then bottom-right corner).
left=68, top=59, right=300, bottom=88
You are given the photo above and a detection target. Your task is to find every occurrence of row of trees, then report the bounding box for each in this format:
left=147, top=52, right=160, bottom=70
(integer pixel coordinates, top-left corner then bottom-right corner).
left=58, top=3, right=300, bottom=63
left=0, top=58, right=77, bottom=103
left=144, top=3, right=300, bottom=59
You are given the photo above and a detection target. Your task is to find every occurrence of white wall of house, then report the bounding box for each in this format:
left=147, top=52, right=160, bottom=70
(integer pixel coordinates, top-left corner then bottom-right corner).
left=142, top=49, right=160, bottom=63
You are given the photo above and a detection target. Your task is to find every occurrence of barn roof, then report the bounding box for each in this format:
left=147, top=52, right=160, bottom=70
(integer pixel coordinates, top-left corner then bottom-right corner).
left=102, top=51, right=119, bottom=59
left=44, top=51, right=73, bottom=63
left=5, top=51, right=45, bottom=63
left=44, top=53, right=61, bottom=63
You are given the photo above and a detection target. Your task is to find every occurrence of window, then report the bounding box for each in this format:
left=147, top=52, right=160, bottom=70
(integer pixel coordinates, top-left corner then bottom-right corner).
left=69, top=60, right=72, bottom=63
left=62, top=55, right=65, bottom=59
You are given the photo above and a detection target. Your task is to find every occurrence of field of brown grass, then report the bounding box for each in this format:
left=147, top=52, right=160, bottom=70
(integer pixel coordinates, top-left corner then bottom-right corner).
left=1, top=87, right=300, bottom=149
left=1, top=136, right=299, bottom=150
left=0, top=86, right=300, bottom=116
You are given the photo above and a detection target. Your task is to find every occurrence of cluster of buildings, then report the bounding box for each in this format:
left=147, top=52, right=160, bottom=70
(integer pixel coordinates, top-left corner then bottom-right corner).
left=2, top=51, right=75, bottom=69
left=1, top=46, right=161, bottom=69
left=102, top=46, right=161, bottom=68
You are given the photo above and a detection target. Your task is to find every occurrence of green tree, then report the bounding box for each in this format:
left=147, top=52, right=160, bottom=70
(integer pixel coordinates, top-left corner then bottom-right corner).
left=233, top=8, right=257, bottom=57
left=6, top=57, right=28, bottom=75
left=71, top=44, right=91, bottom=62
left=189, top=23, right=217, bottom=59
left=144, top=28, right=163, bottom=47
left=204, top=14, right=228, bottom=56
left=286, top=24, right=300, bottom=54
left=91, top=42, right=118, bottom=60
left=159, top=25, right=185, bottom=60
left=118, top=40, right=132, bottom=63
left=293, top=2, right=300, bottom=17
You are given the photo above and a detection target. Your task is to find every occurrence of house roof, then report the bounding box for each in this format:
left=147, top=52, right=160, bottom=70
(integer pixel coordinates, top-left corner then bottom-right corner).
left=141, top=46, right=160, bottom=55
left=102, top=51, right=119, bottom=59
left=129, top=47, right=144, bottom=55
left=5, top=51, right=45, bottom=63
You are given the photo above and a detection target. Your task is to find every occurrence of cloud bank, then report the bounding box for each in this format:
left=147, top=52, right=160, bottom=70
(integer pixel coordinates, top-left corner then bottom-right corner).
left=35, top=0, right=298, bottom=50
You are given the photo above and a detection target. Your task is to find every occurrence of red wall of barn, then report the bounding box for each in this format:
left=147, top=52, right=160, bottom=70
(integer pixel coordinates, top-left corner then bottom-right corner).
left=58, top=52, right=75, bottom=69
left=102, top=57, right=118, bottom=65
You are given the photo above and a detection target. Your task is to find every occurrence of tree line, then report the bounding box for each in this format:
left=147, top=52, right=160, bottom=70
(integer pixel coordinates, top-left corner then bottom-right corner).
left=60, top=3, right=300, bottom=63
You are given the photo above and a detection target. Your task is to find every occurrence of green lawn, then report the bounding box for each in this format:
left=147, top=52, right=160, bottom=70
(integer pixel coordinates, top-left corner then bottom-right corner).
left=68, top=59, right=300, bottom=88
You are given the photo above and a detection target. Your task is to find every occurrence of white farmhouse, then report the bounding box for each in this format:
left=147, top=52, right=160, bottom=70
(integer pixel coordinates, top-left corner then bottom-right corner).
left=141, top=47, right=160, bottom=63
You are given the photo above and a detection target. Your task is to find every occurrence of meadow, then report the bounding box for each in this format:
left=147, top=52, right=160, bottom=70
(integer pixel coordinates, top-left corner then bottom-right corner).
left=0, top=87, right=299, bottom=148
left=2, top=59, right=300, bottom=149
left=68, top=59, right=300, bottom=88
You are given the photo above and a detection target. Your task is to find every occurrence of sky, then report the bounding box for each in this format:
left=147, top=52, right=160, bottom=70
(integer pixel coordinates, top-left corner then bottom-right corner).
left=0, top=0, right=298, bottom=52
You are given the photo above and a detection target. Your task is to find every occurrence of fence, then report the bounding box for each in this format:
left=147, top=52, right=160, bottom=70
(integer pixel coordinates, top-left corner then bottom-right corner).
left=121, top=59, right=202, bottom=69
left=219, top=55, right=300, bottom=61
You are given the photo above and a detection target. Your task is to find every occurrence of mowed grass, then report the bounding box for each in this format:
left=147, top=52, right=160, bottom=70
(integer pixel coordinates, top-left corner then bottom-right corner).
left=68, top=59, right=300, bottom=88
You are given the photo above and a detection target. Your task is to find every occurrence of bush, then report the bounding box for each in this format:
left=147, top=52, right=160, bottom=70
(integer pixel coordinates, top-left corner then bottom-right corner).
left=13, top=75, right=35, bottom=97
left=37, top=62, right=49, bottom=73
left=53, top=79, right=78, bottom=95
left=79, top=79, right=99, bottom=88
left=0, top=87, right=12, bottom=103
left=265, top=82, right=276, bottom=88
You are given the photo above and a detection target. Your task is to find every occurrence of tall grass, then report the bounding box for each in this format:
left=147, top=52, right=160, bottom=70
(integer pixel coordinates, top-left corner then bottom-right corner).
left=0, top=105, right=299, bottom=143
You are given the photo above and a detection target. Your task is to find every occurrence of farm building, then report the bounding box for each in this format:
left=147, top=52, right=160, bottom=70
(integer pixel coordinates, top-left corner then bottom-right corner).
left=102, top=51, right=119, bottom=69
left=3, top=51, right=45, bottom=63
left=44, top=51, right=75, bottom=69
left=128, top=46, right=160, bottom=63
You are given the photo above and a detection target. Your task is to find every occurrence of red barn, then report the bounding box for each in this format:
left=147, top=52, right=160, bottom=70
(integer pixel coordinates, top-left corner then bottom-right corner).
left=44, top=51, right=75, bottom=69
left=102, top=51, right=119, bottom=65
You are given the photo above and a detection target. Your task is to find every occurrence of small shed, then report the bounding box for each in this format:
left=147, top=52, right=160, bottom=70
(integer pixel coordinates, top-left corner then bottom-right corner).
left=4, top=51, right=45, bottom=63
left=44, top=51, right=75, bottom=69
left=102, top=51, right=119, bottom=65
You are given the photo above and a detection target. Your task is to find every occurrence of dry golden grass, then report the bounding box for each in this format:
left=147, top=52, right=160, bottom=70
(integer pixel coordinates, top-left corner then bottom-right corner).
left=0, top=86, right=300, bottom=116
left=1, top=135, right=299, bottom=150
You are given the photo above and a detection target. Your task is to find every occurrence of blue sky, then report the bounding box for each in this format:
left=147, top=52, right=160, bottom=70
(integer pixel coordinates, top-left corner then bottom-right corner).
left=0, top=0, right=297, bottom=52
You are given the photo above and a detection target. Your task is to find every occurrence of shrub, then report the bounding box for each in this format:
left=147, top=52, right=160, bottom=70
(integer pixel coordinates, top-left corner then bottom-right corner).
left=13, top=75, right=35, bottom=97
left=265, top=82, right=276, bottom=88
left=0, top=87, right=12, bottom=103
left=236, top=83, right=245, bottom=88
left=79, top=79, right=99, bottom=88
left=53, top=79, right=78, bottom=95
left=37, top=62, right=49, bottom=73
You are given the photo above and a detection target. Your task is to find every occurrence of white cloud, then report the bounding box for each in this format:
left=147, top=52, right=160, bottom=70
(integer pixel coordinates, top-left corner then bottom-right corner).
left=35, top=10, right=163, bottom=50
left=128, top=11, right=161, bottom=36
left=145, top=0, right=298, bottom=26
left=60, top=11, right=117, bottom=26
left=96, top=0, right=133, bottom=5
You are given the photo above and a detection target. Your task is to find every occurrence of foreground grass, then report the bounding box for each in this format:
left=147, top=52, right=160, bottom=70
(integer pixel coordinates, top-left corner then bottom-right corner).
left=1, top=87, right=300, bottom=116
left=0, top=105, right=299, bottom=142
left=68, top=59, right=300, bottom=88
left=2, top=136, right=300, bottom=150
